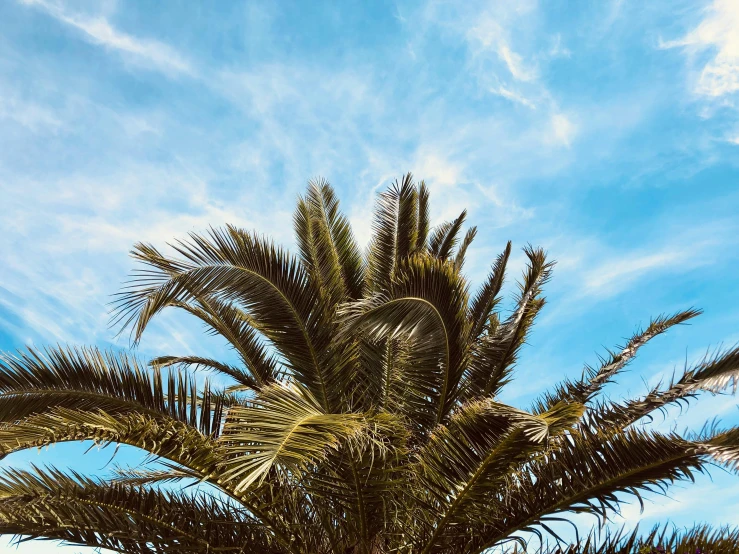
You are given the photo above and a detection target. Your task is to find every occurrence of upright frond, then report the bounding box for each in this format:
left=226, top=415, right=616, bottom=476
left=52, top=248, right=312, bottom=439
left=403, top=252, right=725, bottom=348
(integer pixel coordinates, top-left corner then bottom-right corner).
left=295, top=178, right=365, bottom=302
left=465, top=245, right=553, bottom=399
left=454, top=226, right=477, bottom=271
left=428, top=211, right=466, bottom=262
left=366, top=174, right=418, bottom=291
left=468, top=241, right=512, bottom=343
left=415, top=181, right=431, bottom=253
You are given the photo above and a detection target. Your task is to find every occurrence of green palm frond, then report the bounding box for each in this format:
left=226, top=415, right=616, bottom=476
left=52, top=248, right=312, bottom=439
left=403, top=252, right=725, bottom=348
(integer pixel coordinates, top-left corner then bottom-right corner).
left=467, top=240, right=511, bottom=344
left=0, top=408, right=222, bottom=473
left=413, top=400, right=583, bottom=554
left=218, top=383, right=395, bottom=493
left=591, top=346, right=739, bottom=430
left=463, top=245, right=553, bottom=399
left=167, top=296, right=279, bottom=386
left=415, top=180, right=431, bottom=253
left=111, top=465, right=204, bottom=486
left=453, top=226, right=477, bottom=271
left=470, top=427, right=711, bottom=553
left=151, top=354, right=259, bottom=390
left=367, top=173, right=418, bottom=291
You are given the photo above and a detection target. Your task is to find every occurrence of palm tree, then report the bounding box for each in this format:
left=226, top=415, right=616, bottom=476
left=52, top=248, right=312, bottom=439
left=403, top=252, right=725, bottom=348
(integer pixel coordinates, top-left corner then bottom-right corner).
left=1, top=174, right=739, bottom=554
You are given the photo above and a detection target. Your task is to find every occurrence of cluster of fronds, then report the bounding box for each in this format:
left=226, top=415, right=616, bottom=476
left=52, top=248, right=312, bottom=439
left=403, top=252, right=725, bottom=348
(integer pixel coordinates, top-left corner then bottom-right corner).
left=1, top=174, right=738, bottom=554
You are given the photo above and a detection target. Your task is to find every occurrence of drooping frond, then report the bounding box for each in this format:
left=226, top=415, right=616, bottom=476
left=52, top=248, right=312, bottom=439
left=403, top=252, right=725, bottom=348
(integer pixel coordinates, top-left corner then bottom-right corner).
left=468, top=427, right=710, bottom=553
left=412, top=399, right=584, bottom=554
left=218, top=383, right=389, bottom=493
left=339, top=255, right=470, bottom=428
left=0, top=346, right=219, bottom=431
left=114, top=228, right=339, bottom=409
left=0, top=466, right=272, bottom=554
left=167, top=296, right=279, bottom=386
left=0, top=408, right=222, bottom=472
left=151, top=355, right=258, bottom=390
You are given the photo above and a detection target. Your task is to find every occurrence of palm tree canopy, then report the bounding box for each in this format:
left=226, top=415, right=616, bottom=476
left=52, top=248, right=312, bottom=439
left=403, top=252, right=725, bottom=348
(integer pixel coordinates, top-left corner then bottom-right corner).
left=1, top=174, right=739, bottom=554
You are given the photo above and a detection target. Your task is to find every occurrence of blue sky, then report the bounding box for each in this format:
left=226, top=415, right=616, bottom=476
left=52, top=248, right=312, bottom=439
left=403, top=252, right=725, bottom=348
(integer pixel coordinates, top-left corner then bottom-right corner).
left=1, top=0, right=739, bottom=551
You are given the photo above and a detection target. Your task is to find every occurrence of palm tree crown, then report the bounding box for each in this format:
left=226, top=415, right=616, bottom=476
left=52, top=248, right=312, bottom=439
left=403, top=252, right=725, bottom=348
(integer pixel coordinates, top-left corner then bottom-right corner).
left=1, top=174, right=739, bottom=554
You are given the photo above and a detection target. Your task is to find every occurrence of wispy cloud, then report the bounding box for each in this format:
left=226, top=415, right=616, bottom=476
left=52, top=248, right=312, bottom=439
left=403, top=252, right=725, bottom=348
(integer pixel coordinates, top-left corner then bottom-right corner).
left=0, top=94, right=62, bottom=133
left=18, top=0, right=192, bottom=76
left=490, top=85, right=537, bottom=108
left=659, top=0, right=739, bottom=98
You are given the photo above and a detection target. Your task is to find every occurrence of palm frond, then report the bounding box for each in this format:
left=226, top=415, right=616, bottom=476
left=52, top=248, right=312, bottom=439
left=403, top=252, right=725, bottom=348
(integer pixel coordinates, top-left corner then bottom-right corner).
left=453, top=226, right=477, bottom=271
left=168, top=296, right=279, bottom=386
left=366, top=174, right=418, bottom=291
left=467, top=241, right=512, bottom=344
left=339, top=255, right=470, bottom=428
left=218, top=383, right=387, bottom=493
left=428, top=211, right=466, bottom=262
left=0, top=346, right=222, bottom=433
left=555, top=523, right=739, bottom=554
left=413, top=400, right=583, bottom=554
left=464, top=245, right=553, bottom=399
left=114, top=227, right=337, bottom=408
left=593, top=346, right=739, bottom=430
left=0, top=408, right=222, bottom=472
left=536, top=309, right=701, bottom=413
left=470, top=427, right=709, bottom=553
left=151, top=355, right=258, bottom=390
left=295, top=178, right=365, bottom=302
left=111, top=465, right=204, bottom=487
left=415, top=180, right=431, bottom=253
left=0, top=466, right=271, bottom=554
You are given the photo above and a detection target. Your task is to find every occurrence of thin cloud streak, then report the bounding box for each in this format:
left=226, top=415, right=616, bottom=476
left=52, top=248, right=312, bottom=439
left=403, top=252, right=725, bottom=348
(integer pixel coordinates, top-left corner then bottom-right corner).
left=18, top=0, right=193, bottom=76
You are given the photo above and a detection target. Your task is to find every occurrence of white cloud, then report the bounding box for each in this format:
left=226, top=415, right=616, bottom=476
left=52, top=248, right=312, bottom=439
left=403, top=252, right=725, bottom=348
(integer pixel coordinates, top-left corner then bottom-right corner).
left=18, top=0, right=192, bottom=76
left=467, top=18, right=538, bottom=83
left=660, top=0, right=739, bottom=97
left=0, top=95, right=63, bottom=133
left=583, top=249, right=688, bottom=297
left=412, top=151, right=463, bottom=189
left=549, top=113, right=577, bottom=147
left=490, top=85, right=537, bottom=108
